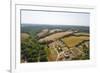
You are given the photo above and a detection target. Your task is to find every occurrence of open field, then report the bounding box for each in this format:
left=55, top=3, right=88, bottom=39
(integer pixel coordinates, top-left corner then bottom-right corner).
left=38, top=31, right=74, bottom=43
left=62, top=35, right=89, bottom=48
left=21, top=24, right=90, bottom=62
left=21, top=33, right=30, bottom=38
left=73, top=32, right=89, bottom=36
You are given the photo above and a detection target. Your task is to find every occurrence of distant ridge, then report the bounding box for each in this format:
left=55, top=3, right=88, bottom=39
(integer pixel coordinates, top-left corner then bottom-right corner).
left=21, top=24, right=89, bottom=27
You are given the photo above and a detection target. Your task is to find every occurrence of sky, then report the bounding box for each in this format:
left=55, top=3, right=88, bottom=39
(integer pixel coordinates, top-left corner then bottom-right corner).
left=21, top=10, right=90, bottom=26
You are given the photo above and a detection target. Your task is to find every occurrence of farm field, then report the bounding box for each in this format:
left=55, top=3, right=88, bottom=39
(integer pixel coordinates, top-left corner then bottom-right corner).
left=62, top=35, right=89, bottom=48
left=21, top=24, right=90, bottom=63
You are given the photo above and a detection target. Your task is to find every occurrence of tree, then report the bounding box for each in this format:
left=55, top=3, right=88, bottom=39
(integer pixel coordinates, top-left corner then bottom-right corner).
left=21, top=35, right=48, bottom=63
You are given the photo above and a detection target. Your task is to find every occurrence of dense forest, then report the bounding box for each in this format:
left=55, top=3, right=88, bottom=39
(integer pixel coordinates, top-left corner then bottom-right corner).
left=21, top=35, right=48, bottom=62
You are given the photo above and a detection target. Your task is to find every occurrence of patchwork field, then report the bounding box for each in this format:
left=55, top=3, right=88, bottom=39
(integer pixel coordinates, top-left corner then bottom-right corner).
left=62, top=35, right=89, bottom=48
left=21, top=24, right=90, bottom=63
left=38, top=31, right=74, bottom=43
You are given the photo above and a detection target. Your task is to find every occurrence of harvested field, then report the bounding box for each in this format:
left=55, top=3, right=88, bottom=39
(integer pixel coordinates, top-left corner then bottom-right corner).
left=46, top=47, right=58, bottom=61
left=38, top=31, right=74, bottom=43
left=21, top=33, right=30, bottom=41
left=62, top=35, right=89, bottom=48
left=73, top=33, right=89, bottom=36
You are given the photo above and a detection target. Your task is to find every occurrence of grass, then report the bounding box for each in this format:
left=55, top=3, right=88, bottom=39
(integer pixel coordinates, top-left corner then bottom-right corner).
left=38, top=31, right=73, bottom=43
left=73, top=32, right=89, bottom=36
left=62, top=35, right=89, bottom=48
left=45, top=46, right=58, bottom=61
left=21, top=33, right=30, bottom=41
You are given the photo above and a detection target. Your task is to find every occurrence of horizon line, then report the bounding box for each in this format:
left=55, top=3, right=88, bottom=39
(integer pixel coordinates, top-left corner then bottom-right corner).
left=21, top=23, right=89, bottom=27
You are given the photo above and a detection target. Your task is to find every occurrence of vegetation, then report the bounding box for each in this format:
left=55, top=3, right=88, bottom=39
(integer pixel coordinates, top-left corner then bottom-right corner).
left=21, top=24, right=90, bottom=62
left=62, top=35, right=89, bottom=48
left=21, top=35, right=48, bottom=63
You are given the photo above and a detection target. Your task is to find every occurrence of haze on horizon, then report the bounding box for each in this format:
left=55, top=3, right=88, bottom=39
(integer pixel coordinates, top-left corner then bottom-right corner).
left=21, top=10, right=90, bottom=26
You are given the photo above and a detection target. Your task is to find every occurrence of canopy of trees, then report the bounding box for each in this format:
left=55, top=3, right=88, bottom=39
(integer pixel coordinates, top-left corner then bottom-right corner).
left=21, top=36, right=48, bottom=63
